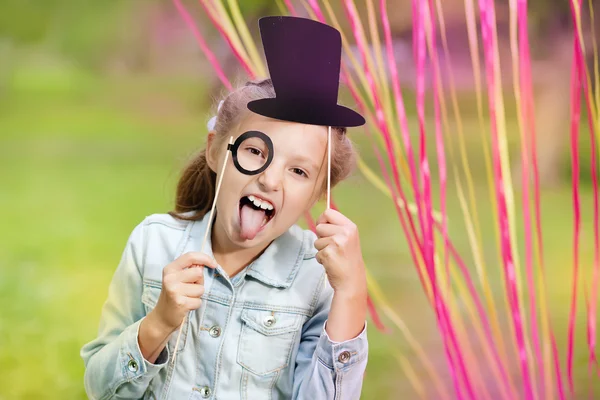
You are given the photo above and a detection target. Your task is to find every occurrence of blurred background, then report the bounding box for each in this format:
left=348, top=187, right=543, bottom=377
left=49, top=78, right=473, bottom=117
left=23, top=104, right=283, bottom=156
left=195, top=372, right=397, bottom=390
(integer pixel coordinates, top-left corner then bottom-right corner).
left=1, top=0, right=599, bottom=398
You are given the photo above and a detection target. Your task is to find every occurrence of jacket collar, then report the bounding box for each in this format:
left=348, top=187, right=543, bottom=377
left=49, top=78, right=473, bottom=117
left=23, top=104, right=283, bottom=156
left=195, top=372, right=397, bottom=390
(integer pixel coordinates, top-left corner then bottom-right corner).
left=189, top=213, right=307, bottom=289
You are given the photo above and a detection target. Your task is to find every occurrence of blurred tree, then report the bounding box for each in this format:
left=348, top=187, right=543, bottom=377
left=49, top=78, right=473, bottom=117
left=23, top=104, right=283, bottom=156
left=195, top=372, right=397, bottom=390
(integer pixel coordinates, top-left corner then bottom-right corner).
left=0, top=0, right=58, bottom=44
left=511, top=0, right=600, bottom=187
left=50, top=1, right=137, bottom=69
left=0, top=0, right=62, bottom=95
left=0, top=0, right=159, bottom=69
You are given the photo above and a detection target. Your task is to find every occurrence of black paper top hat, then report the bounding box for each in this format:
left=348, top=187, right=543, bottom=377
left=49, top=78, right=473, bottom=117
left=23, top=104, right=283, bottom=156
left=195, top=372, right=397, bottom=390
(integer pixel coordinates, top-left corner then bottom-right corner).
left=247, top=16, right=365, bottom=128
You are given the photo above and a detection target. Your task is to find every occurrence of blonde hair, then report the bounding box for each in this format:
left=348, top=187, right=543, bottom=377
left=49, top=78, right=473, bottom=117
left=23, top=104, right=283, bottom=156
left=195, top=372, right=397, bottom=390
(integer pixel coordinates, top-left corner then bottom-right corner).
left=169, top=78, right=357, bottom=221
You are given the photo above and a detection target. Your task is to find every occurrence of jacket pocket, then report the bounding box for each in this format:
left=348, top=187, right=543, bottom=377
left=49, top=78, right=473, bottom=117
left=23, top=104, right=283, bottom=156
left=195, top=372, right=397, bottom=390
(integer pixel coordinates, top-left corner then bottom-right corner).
left=141, top=281, right=189, bottom=354
left=237, top=307, right=303, bottom=376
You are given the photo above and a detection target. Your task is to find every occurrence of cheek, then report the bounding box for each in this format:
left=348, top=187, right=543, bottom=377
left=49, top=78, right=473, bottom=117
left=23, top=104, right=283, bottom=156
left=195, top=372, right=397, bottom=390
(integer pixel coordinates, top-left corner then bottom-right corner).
left=307, top=175, right=327, bottom=202
left=218, top=170, right=248, bottom=205
left=283, top=180, right=318, bottom=209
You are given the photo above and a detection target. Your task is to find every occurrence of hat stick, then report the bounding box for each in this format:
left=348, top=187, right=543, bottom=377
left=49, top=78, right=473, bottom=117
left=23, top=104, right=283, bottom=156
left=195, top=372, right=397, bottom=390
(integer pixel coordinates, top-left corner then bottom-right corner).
left=327, top=126, right=332, bottom=210
left=171, top=135, right=234, bottom=366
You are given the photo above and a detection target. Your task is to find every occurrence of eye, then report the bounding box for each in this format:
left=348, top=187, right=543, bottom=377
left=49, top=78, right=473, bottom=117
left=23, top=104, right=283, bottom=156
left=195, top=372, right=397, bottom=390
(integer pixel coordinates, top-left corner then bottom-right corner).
left=291, top=168, right=308, bottom=177
left=245, top=147, right=264, bottom=158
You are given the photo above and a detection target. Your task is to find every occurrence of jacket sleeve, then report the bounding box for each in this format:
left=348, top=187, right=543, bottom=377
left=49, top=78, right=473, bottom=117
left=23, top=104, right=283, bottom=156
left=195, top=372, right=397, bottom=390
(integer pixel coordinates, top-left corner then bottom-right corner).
left=292, top=273, right=369, bottom=400
left=80, top=219, right=170, bottom=400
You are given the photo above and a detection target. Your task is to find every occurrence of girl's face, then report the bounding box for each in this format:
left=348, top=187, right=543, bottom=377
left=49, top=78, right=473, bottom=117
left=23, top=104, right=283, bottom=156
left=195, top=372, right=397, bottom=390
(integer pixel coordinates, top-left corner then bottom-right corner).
left=207, top=112, right=328, bottom=249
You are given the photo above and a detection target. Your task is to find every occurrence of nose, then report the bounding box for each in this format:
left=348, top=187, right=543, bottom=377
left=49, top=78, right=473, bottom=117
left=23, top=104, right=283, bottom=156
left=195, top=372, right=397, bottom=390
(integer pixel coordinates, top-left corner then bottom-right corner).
left=257, top=164, right=283, bottom=192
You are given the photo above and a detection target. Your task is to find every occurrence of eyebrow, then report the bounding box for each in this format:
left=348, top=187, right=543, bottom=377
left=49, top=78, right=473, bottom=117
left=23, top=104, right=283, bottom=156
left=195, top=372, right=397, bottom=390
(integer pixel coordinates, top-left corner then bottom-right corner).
left=244, top=128, right=323, bottom=172
left=292, top=154, right=321, bottom=172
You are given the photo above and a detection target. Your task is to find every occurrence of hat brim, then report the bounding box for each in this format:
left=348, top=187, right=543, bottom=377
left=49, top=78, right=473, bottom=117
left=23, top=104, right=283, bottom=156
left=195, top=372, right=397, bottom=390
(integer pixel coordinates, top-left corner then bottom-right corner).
left=247, top=98, right=365, bottom=128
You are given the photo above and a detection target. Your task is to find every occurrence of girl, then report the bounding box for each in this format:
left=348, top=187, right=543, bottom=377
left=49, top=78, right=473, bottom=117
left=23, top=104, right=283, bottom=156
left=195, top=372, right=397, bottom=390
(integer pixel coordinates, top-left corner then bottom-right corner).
left=81, top=16, right=368, bottom=400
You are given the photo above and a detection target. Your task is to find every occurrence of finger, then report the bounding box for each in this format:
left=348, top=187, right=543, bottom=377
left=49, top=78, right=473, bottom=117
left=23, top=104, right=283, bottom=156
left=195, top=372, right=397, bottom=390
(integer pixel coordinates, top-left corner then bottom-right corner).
left=173, top=252, right=218, bottom=271
left=315, top=250, right=322, bottom=265
left=316, top=212, right=328, bottom=226
left=177, top=265, right=205, bottom=283
left=314, top=237, right=334, bottom=251
left=184, top=297, right=203, bottom=310
left=315, top=222, right=344, bottom=238
left=315, top=248, right=332, bottom=265
left=179, top=283, right=205, bottom=298
left=188, top=264, right=207, bottom=284
left=172, top=252, right=217, bottom=271
left=321, top=208, right=351, bottom=225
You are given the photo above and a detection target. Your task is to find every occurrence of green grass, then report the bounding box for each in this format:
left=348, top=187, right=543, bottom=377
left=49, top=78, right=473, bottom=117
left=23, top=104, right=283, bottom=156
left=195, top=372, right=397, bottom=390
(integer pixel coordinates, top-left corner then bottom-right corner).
left=1, top=68, right=599, bottom=399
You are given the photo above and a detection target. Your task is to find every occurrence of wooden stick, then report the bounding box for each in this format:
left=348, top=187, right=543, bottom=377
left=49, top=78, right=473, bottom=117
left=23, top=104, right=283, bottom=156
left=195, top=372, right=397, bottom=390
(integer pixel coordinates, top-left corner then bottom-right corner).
left=170, top=136, right=234, bottom=366
left=327, top=125, right=332, bottom=210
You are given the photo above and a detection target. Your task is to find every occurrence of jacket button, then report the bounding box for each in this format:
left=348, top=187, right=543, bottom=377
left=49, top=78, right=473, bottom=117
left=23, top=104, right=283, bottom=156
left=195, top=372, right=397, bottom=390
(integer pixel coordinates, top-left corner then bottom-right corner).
left=199, top=386, right=211, bottom=398
left=127, top=358, right=139, bottom=372
left=209, top=325, right=221, bottom=338
left=263, top=315, right=276, bottom=327
left=338, top=351, right=351, bottom=364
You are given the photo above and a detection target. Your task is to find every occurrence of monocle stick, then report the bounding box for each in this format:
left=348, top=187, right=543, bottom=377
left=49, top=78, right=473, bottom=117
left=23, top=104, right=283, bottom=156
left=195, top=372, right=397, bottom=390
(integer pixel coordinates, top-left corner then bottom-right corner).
left=170, top=136, right=234, bottom=366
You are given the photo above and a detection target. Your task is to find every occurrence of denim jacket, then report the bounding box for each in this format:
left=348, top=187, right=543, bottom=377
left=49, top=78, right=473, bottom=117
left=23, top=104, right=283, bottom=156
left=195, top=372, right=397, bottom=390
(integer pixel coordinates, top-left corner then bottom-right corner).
left=80, top=212, right=368, bottom=399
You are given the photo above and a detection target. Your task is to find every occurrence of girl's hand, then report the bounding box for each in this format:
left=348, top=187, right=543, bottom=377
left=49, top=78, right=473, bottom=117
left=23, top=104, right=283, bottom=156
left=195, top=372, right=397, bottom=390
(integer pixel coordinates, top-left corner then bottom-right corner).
left=314, top=209, right=367, bottom=295
left=152, top=252, right=218, bottom=333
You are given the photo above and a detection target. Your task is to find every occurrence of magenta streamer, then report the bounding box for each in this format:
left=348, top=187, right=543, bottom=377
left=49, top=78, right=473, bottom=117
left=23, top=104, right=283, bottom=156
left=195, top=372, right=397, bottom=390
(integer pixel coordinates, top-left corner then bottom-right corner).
left=387, top=1, right=510, bottom=395
left=567, top=47, right=581, bottom=394
left=298, top=1, right=518, bottom=397
left=515, top=1, right=545, bottom=398
left=197, top=0, right=255, bottom=80
left=172, top=0, right=232, bottom=90
left=579, top=36, right=600, bottom=389
left=426, top=0, right=450, bottom=305
left=478, top=0, right=534, bottom=398
left=567, top=39, right=582, bottom=396
left=518, top=2, right=565, bottom=397
left=427, top=1, right=513, bottom=396
left=414, top=1, right=475, bottom=398
left=343, top=1, right=425, bottom=252
left=379, top=0, right=421, bottom=206
left=436, top=220, right=519, bottom=397
left=283, top=0, right=297, bottom=16
left=567, top=0, right=585, bottom=392
left=342, top=76, right=432, bottom=293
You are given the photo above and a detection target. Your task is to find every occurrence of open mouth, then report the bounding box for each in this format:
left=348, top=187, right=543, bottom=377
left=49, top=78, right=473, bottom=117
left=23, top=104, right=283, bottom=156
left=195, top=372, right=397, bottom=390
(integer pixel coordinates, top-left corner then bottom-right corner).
left=238, top=195, right=276, bottom=240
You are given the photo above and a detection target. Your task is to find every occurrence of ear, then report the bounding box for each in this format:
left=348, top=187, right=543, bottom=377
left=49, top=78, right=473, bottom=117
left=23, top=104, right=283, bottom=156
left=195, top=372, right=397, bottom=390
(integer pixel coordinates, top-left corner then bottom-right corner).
left=205, top=131, right=219, bottom=173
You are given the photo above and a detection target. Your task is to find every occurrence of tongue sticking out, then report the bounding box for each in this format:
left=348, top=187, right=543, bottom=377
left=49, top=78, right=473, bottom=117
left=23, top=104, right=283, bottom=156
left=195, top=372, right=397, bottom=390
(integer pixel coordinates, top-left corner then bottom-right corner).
left=240, top=204, right=267, bottom=240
